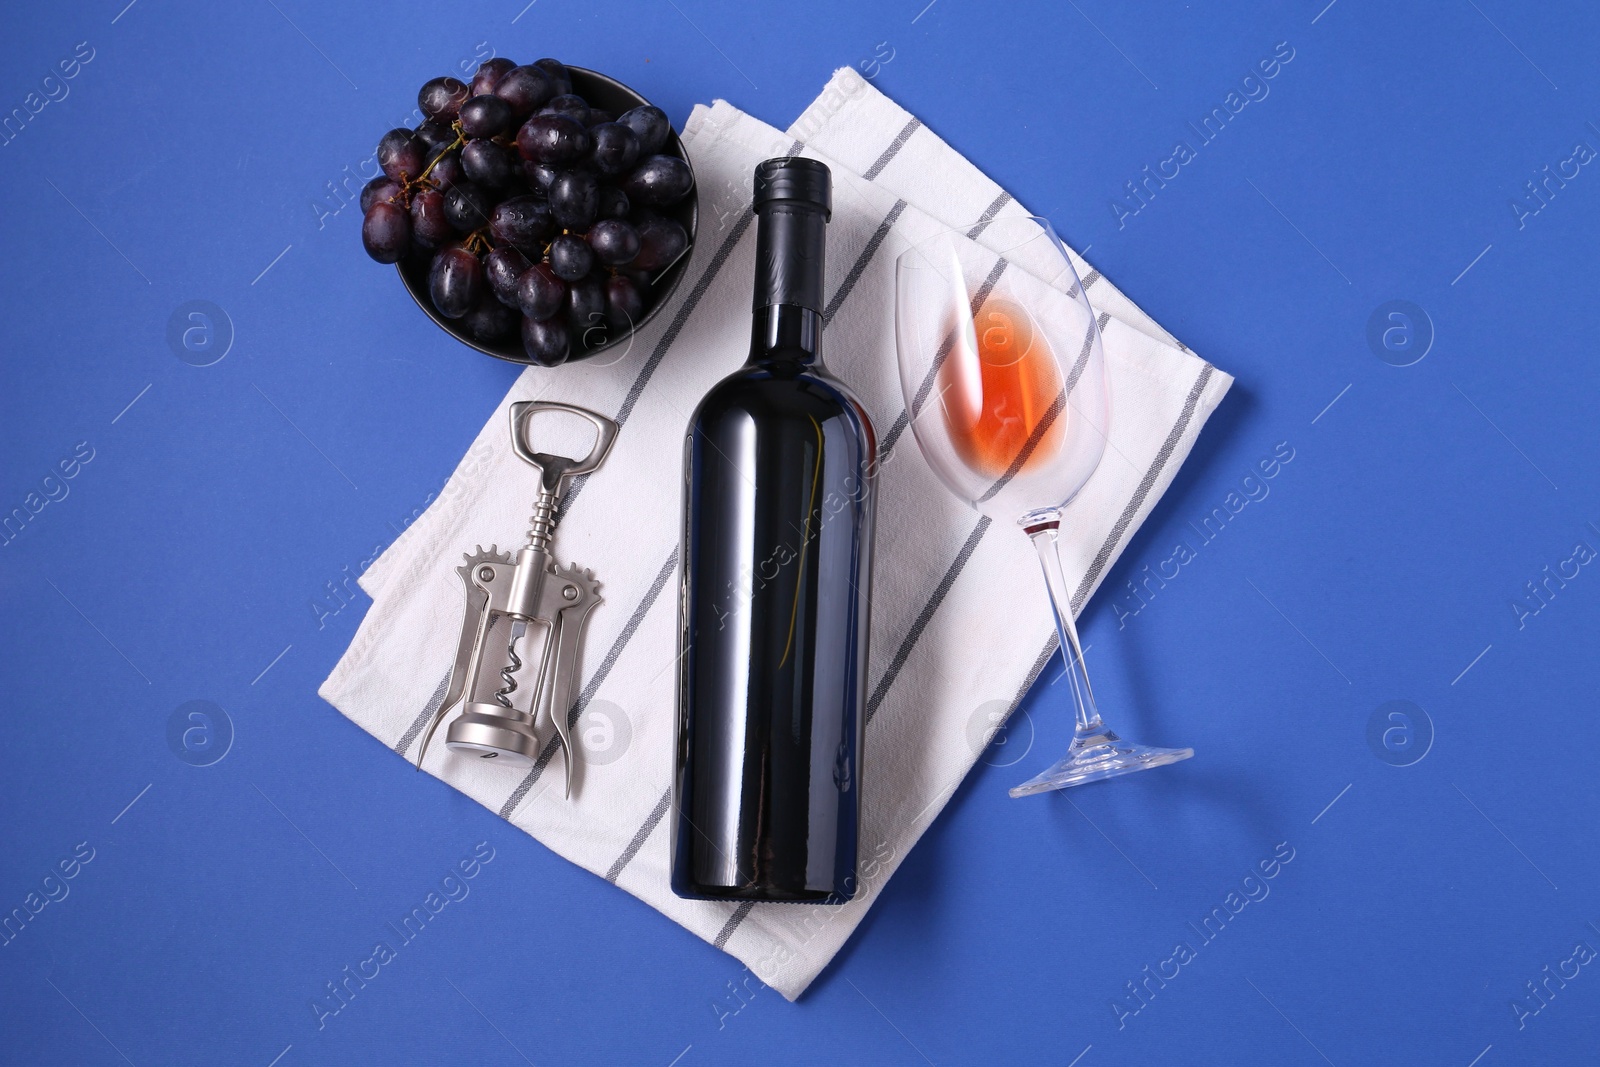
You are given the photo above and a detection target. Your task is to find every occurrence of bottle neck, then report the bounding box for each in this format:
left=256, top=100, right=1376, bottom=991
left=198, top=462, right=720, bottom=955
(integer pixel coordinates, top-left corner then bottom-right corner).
left=749, top=304, right=822, bottom=366
left=749, top=202, right=826, bottom=367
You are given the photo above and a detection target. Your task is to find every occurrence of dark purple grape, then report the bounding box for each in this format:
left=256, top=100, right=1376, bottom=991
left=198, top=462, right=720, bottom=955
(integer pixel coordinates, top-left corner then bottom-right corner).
left=485, top=246, right=532, bottom=307
left=360, top=176, right=403, bottom=214
left=605, top=273, right=646, bottom=330
left=584, top=108, right=615, bottom=128
left=461, top=139, right=517, bottom=188
left=414, top=118, right=458, bottom=158
left=631, top=215, right=689, bottom=270
left=489, top=195, right=555, bottom=255
left=516, top=261, right=566, bottom=321
left=378, top=128, right=425, bottom=180
left=573, top=317, right=606, bottom=353
left=547, top=232, right=594, bottom=281
left=471, top=57, right=516, bottom=96
left=516, top=114, right=591, bottom=166
left=419, top=77, right=470, bottom=121
left=521, top=314, right=570, bottom=365
left=597, top=185, right=630, bottom=220
left=539, top=94, right=590, bottom=125
left=427, top=151, right=464, bottom=192
left=621, top=154, right=693, bottom=206
left=587, top=218, right=640, bottom=266
left=588, top=122, right=641, bottom=176
left=523, top=161, right=557, bottom=190
left=362, top=202, right=410, bottom=262
left=613, top=264, right=650, bottom=286
left=429, top=245, right=483, bottom=319
left=548, top=171, right=599, bottom=229
left=567, top=273, right=605, bottom=332
left=410, top=188, right=455, bottom=249
left=522, top=161, right=559, bottom=192
left=458, top=95, right=513, bottom=139
left=618, top=105, right=670, bottom=154
left=443, top=181, right=493, bottom=231
left=532, top=58, right=572, bottom=95
left=463, top=292, right=518, bottom=343
left=493, top=65, right=556, bottom=120
left=515, top=115, right=592, bottom=167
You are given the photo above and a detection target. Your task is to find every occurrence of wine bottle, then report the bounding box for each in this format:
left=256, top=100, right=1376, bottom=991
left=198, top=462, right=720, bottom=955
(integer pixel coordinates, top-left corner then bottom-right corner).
left=671, top=158, right=877, bottom=903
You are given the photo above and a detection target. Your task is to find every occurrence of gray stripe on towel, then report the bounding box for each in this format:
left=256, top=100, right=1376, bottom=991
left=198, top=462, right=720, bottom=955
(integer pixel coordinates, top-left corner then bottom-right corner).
left=823, top=199, right=908, bottom=326
left=714, top=902, right=757, bottom=949
left=606, top=788, right=673, bottom=883
left=395, top=669, right=453, bottom=758
left=865, top=515, right=992, bottom=725
left=965, top=190, right=1013, bottom=239
left=1070, top=363, right=1216, bottom=613
left=863, top=118, right=922, bottom=180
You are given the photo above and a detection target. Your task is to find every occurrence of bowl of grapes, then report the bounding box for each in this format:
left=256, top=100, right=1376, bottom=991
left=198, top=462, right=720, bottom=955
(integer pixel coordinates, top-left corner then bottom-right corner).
left=360, top=57, right=698, bottom=367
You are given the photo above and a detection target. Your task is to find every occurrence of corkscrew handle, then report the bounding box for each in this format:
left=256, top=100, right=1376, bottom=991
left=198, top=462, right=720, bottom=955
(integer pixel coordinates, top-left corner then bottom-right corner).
left=509, top=401, right=619, bottom=500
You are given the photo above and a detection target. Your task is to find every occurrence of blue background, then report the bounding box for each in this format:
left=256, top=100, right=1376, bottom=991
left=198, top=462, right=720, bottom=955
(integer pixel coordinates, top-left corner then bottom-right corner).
left=3, top=1, right=1598, bottom=1064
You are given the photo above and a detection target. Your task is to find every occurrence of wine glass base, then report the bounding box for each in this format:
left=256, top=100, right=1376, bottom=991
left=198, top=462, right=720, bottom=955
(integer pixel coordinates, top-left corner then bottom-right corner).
left=1009, top=731, right=1193, bottom=797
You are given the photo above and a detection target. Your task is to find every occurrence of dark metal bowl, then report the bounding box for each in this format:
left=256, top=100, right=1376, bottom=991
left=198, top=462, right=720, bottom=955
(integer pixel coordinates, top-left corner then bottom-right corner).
left=397, top=66, right=698, bottom=365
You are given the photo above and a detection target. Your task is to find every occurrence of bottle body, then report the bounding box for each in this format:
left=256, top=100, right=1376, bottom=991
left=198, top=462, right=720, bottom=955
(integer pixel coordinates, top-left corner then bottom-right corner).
left=671, top=157, right=876, bottom=903
left=672, top=328, right=876, bottom=902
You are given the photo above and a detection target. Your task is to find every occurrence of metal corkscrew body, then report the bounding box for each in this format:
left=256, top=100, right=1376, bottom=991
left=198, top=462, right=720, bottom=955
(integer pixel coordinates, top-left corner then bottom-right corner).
left=414, top=400, right=619, bottom=798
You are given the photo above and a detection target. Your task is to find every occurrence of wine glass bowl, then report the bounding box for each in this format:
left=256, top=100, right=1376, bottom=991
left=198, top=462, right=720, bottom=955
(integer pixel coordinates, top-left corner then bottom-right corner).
left=893, top=215, right=1192, bottom=795
left=894, top=219, right=1107, bottom=523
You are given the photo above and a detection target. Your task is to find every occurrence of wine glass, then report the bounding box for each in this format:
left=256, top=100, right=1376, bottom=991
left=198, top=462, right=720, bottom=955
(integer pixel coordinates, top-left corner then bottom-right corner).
left=894, top=215, right=1192, bottom=795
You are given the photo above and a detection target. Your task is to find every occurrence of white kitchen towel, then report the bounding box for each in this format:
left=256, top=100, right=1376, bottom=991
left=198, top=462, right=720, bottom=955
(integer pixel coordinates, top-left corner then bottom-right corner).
left=322, top=69, right=1232, bottom=1001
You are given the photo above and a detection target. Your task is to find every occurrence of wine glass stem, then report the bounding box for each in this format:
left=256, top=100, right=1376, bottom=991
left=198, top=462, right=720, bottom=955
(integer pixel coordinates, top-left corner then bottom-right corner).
left=1025, top=518, right=1104, bottom=736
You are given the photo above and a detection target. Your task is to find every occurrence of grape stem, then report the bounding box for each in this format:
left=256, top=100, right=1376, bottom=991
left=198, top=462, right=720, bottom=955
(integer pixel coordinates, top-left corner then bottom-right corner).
left=403, top=120, right=467, bottom=203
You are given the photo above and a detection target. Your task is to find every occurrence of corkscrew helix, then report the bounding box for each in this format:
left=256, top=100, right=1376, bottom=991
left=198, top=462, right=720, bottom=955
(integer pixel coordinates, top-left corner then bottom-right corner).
left=414, top=400, right=619, bottom=798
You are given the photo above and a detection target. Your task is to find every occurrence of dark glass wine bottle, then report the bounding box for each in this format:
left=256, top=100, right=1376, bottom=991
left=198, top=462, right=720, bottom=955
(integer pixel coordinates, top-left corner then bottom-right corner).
left=671, top=158, right=877, bottom=903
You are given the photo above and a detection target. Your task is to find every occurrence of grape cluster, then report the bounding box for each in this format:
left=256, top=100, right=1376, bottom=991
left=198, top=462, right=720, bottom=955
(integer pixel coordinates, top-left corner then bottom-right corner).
left=361, top=57, right=693, bottom=365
